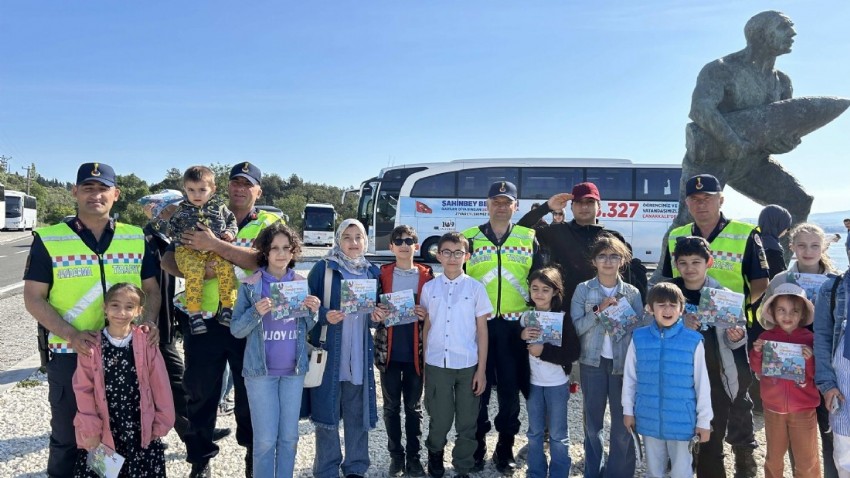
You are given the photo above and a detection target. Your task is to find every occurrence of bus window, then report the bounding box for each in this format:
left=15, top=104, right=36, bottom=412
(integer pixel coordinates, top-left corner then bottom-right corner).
left=457, top=168, right=519, bottom=198
left=635, top=168, right=680, bottom=200
left=411, top=172, right=456, bottom=198
left=520, top=167, right=583, bottom=199
left=585, top=168, right=633, bottom=199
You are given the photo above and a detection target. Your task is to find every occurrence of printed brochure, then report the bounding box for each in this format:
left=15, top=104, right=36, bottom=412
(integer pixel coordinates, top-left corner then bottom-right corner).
left=787, top=273, right=829, bottom=303
left=698, top=288, right=745, bottom=329
left=762, top=340, right=806, bottom=382
left=524, top=310, right=564, bottom=347
left=380, top=289, right=418, bottom=327
left=87, top=444, right=125, bottom=478
left=340, top=279, right=377, bottom=315
left=269, top=281, right=310, bottom=320
left=597, top=297, right=641, bottom=342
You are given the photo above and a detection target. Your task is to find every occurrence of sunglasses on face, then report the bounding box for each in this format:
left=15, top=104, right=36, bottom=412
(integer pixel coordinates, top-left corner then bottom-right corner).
left=392, top=238, right=416, bottom=246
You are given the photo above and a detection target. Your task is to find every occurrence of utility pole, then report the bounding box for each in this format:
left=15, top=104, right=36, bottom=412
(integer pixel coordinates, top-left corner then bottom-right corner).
left=22, top=163, right=35, bottom=195
left=0, top=155, right=10, bottom=173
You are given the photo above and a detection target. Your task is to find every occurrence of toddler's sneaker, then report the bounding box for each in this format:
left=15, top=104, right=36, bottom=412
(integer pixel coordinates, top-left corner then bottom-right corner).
left=189, top=314, right=207, bottom=335
left=218, top=307, right=233, bottom=327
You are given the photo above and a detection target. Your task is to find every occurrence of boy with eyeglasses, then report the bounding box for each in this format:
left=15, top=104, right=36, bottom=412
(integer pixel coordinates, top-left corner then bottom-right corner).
left=421, top=232, right=492, bottom=478
left=371, top=225, right=434, bottom=477
left=667, top=236, right=750, bottom=477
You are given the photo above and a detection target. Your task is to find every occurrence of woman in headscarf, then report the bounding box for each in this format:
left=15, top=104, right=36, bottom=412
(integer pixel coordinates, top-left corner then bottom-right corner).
left=758, top=204, right=792, bottom=280
left=306, top=219, right=381, bottom=478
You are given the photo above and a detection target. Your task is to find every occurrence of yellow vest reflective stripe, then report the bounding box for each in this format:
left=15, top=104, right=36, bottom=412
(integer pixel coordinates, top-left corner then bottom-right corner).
left=175, top=210, right=281, bottom=316
left=668, top=220, right=755, bottom=322
left=38, top=222, right=146, bottom=349
left=463, top=225, right=535, bottom=320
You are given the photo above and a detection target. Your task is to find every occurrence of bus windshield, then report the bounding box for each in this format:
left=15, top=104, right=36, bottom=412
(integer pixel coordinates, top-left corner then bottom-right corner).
left=5, top=196, right=21, bottom=217
left=304, top=208, right=335, bottom=232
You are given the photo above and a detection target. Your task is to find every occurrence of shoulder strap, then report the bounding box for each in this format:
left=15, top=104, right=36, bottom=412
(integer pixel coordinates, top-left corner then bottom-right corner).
left=830, top=274, right=843, bottom=322
left=319, top=261, right=332, bottom=344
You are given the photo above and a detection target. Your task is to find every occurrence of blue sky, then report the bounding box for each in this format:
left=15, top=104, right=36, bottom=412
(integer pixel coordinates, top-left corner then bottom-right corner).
left=1, top=1, right=848, bottom=218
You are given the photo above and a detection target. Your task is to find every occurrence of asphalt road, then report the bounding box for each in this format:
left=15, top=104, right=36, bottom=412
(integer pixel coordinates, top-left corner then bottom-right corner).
left=0, top=231, right=32, bottom=295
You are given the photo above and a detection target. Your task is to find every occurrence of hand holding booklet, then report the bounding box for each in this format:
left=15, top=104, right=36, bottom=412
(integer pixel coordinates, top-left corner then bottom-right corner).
left=340, top=279, right=377, bottom=315
left=597, top=297, right=641, bottom=342
left=524, top=310, right=564, bottom=347
left=87, top=444, right=125, bottom=478
left=762, top=341, right=806, bottom=382
left=380, top=289, right=417, bottom=327
left=269, top=281, right=310, bottom=320
left=697, top=287, right=745, bottom=329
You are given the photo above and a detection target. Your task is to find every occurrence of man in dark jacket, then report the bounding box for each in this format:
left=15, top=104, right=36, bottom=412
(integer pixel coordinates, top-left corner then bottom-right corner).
left=517, top=182, right=634, bottom=309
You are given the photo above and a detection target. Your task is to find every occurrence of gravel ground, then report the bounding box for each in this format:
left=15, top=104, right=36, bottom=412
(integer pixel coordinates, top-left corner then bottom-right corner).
left=0, top=245, right=810, bottom=477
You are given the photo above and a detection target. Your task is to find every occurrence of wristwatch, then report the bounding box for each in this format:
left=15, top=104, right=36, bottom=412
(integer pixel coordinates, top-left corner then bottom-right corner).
left=592, top=305, right=600, bottom=314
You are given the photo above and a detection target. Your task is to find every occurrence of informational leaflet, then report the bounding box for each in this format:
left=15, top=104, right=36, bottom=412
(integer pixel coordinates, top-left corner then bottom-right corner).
left=762, top=340, right=806, bottom=382
left=597, top=297, right=641, bottom=342
left=380, top=289, right=417, bottom=327
left=340, top=279, right=378, bottom=315
left=698, top=288, right=745, bottom=329
left=269, top=281, right=310, bottom=320
left=524, top=310, right=564, bottom=346
left=787, top=273, right=829, bottom=303
left=87, top=444, right=125, bottom=478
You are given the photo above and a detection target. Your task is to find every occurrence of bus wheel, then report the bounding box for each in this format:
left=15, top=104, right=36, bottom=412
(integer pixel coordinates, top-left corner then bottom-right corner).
left=420, top=237, right=440, bottom=263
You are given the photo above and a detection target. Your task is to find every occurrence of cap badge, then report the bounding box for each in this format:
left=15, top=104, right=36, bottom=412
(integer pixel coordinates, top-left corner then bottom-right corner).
left=695, top=178, right=703, bottom=190
left=499, top=182, right=506, bottom=193
left=91, top=163, right=101, bottom=177
left=242, top=162, right=250, bottom=173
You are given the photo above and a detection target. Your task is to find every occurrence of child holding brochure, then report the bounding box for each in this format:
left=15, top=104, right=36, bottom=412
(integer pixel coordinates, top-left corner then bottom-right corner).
left=623, top=282, right=712, bottom=478
left=571, top=234, right=646, bottom=478
left=371, top=225, right=434, bottom=477
left=751, top=283, right=820, bottom=478
left=668, top=236, right=751, bottom=476
left=519, top=267, right=581, bottom=478
left=73, top=283, right=174, bottom=478
left=306, top=219, right=381, bottom=478
left=230, top=222, right=319, bottom=477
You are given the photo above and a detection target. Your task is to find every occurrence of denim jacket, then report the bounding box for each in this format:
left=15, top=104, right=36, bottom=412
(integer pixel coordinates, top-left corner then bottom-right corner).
left=814, top=272, right=846, bottom=394
left=306, top=259, right=381, bottom=430
left=230, top=270, right=317, bottom=378
left=571, top=276, right=647, bottom=374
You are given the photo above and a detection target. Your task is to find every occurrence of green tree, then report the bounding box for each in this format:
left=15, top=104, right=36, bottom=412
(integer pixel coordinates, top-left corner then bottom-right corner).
left=149, top=168, right=183, bottom=193
left=113, top=174, right=151, bottom=226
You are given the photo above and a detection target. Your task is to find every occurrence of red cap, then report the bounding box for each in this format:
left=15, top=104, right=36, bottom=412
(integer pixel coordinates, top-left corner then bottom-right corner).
left=571, top=182, right=600, bottom=201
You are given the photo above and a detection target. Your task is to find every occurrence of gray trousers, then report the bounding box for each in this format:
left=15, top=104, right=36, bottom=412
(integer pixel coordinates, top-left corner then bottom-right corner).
left=424, top=364, right=480, bottom=474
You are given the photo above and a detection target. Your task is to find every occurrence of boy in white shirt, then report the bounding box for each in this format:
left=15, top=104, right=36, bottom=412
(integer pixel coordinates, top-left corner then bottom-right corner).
left=421, top=232, right=492, bottom=478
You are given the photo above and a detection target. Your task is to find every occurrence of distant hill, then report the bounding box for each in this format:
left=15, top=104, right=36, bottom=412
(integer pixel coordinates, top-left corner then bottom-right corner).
left=740, top=210, right=850, bottom=233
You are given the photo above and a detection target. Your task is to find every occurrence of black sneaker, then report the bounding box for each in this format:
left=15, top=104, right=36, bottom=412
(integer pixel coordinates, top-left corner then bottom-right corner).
left=389, top=456, right=405, bottom=477
left=407, top=457, right=426, bottom=477
left=189, top=462, right=212, bottom=478
left=189, top=314, right=207, bottom=335
left=212, top=427, right=231, bottom=442
left=218, top=307, right=233, bottom=327
left=427, top=450, right=445, bottom=478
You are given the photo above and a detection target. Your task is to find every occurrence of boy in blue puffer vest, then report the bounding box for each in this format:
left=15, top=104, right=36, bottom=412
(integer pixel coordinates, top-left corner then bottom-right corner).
left=623, top=283, right=713, bottom=477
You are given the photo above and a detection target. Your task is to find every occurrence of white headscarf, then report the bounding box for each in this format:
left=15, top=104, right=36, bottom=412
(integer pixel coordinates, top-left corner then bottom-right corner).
left=325, top=219, right=371, bottom=275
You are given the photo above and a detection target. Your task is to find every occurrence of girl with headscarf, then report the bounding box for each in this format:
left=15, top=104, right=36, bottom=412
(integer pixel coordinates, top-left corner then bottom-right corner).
left=306, top=219, right=381, bottom=478
left=758, top=204, right=792, bottom=280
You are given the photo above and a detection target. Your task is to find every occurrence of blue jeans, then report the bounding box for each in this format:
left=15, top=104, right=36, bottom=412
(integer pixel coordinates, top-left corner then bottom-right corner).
left=313, top=381, right=370, bottom=477
left=526, top=383, right=571, bottom=478
left=580, top=360, right=635, bottom=478
left=244, top=374, right=305, bottom=477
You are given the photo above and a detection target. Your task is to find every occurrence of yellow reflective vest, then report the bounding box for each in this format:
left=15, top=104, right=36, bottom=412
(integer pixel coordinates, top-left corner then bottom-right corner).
left=175, top=209, right=281, bottom=317
left=463, top=225, right=535, bottom=321
left=38, top=222, right=146, bottom=352
left=668, top=220, right=757, bottom=323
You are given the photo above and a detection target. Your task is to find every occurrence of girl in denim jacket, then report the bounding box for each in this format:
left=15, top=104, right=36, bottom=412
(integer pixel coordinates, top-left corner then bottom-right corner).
left=570, top=235, right=647, bottom=478
left=230, top=222, right=319, bottom=477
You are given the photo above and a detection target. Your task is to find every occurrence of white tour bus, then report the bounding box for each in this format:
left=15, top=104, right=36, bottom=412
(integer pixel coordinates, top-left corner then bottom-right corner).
left=4, top=190, right=38, bottom=231
left=0, top=183, right=5, bottom=228
left=350, top=158, right=681, bottom=263
left=302, top=203, right=336, bottom=246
